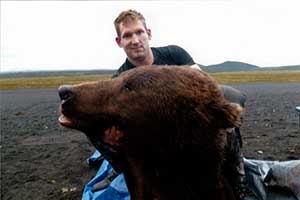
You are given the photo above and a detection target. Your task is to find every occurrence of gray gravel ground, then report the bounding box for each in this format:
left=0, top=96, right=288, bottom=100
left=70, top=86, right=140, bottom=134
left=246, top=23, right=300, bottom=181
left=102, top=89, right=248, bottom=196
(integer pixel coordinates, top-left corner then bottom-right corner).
left=1, top=83, right=299, bottom=200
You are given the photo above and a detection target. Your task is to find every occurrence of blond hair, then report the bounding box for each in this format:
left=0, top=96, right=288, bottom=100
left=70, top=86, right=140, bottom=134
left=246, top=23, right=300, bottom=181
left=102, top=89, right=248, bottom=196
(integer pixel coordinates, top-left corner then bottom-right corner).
left=114, top=9, right=147, bottom=36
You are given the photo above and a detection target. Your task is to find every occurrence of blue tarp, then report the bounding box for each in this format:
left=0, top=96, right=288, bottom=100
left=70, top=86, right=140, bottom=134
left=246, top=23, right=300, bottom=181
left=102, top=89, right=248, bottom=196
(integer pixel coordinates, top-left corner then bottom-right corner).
left=82, top=150, right=300, bottom=200
left=82, top=154, right=130, bottom=200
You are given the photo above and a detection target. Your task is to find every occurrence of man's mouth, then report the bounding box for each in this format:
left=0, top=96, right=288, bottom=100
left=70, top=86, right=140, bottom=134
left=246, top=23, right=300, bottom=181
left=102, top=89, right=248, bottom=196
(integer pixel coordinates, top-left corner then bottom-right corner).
left=131, top=46, right=144, bottom=51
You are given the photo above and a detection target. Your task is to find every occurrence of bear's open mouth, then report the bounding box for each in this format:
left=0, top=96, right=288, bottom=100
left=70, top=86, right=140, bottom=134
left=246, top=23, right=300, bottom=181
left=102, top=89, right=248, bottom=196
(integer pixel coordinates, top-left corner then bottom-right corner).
left=59, top=113, right=125, bottom=172
left=58, top=115, right=77, bottom=128
left=59, top=114, right=123, bottom=148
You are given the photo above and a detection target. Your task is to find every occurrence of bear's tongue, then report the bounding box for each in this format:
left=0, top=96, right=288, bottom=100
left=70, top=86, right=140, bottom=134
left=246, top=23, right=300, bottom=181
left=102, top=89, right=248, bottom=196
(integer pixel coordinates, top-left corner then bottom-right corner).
left=59, top=115, right=76, bottom=128
left=103, top=126, right=123, bottom=147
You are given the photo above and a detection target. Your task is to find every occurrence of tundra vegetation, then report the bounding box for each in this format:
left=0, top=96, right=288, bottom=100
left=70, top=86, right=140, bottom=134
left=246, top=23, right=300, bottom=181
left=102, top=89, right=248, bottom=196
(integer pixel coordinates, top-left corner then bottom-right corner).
left=0, top=71, right=299, bottom=89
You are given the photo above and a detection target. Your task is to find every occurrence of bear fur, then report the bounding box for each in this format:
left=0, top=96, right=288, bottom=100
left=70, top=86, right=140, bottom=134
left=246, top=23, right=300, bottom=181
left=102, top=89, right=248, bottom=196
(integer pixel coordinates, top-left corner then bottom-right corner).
left=58, top=66, right=242, bottom=200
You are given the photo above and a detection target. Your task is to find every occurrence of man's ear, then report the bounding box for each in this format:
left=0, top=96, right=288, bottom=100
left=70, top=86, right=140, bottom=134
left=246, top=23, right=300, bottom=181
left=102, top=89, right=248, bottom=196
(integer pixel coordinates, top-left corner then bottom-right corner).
left=115, top=37, right=122, bottom=47
left=147, top=29, right=152, bottom=40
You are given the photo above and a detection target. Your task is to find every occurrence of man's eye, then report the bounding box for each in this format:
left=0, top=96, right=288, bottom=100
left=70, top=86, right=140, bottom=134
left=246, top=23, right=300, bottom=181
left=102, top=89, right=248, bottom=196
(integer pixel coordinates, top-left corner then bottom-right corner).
left=123, top=34, right=131, bottom=39
left=136, top=30, right=144, bottom=35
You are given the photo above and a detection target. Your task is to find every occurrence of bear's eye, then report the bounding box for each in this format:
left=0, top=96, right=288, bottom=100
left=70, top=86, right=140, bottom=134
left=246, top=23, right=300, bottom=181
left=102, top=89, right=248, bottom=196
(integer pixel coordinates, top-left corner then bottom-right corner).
left=123, top=83, right=133, bottom=91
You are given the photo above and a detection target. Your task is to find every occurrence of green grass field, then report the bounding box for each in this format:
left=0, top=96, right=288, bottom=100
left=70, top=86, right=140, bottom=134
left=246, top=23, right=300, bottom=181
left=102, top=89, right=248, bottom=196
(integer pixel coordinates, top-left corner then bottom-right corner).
left=0, top=71, right=299, bottom=89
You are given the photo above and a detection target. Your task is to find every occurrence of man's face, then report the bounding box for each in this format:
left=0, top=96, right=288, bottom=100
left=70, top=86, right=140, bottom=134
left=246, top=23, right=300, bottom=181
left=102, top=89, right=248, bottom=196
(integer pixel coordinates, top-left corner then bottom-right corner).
left=116, top=20, right=152, bottom=62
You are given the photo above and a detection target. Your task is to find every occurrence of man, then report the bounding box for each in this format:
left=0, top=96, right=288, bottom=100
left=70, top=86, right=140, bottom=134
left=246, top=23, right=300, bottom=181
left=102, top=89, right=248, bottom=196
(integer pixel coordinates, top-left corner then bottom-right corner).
left=112, top=9, right=195, bottom=77
left=88, top=9, right=250, bottom=199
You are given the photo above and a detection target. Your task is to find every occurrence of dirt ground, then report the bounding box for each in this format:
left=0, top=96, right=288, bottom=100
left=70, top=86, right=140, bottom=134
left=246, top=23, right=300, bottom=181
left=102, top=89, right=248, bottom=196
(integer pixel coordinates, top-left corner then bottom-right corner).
left=1, top=83, right=300, bottom=200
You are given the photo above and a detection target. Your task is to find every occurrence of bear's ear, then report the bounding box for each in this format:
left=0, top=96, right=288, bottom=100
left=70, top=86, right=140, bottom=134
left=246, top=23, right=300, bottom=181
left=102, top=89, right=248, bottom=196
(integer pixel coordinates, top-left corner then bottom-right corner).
left=208, top=102, right=243, bottom=129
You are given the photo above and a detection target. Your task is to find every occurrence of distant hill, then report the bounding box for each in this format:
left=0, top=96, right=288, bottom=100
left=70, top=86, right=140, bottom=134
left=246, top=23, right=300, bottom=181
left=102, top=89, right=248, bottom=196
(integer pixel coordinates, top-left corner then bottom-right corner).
left=200, top=61, right=300, bottom=73
left=201, top=61, right=259, bottom=72
left=259, top=65, right=300, bottom=71
left=0, top=69, right=116, bottom=78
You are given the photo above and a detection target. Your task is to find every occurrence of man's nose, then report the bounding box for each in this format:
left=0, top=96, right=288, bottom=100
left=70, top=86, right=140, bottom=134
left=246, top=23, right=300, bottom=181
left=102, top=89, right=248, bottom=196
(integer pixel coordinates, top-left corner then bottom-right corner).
left=130, top=34, right=140, bottom=43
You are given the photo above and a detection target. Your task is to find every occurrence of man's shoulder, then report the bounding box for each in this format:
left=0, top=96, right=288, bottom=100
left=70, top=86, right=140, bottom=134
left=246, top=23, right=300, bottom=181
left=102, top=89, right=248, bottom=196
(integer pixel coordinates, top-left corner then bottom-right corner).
left=152, top=44, right=194, bottom=65
left=153, top=45, right=182, bottom=52
left=152, top=45, right=186, bottom=59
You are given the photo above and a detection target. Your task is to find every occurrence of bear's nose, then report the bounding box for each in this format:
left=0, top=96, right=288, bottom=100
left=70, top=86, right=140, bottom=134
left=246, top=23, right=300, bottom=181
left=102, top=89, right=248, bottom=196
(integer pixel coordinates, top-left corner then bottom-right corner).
left=58, top=85, right=75, bottom=101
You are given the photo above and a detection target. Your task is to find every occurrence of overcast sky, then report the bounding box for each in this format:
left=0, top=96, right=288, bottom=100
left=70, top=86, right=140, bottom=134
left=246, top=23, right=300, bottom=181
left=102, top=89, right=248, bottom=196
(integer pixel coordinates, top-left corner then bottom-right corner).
left=1, top=0, right=300, bottom=72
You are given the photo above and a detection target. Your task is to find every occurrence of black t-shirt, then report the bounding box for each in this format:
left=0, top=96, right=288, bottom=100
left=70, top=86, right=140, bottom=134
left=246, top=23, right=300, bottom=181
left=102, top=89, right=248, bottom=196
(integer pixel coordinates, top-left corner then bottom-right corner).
left=112, top=45, right=195, bottom=78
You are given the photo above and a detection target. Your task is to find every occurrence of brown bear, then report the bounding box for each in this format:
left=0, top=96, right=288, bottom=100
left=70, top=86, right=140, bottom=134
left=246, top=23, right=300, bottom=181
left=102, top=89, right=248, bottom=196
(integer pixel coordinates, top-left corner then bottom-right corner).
left=58, top=66, right=242, bottom=200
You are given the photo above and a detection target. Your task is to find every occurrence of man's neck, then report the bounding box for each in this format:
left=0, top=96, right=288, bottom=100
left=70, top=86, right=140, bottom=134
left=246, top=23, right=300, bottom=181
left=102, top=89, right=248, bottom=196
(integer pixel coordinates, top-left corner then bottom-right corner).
left=128, top=48, right=154, bottom=67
